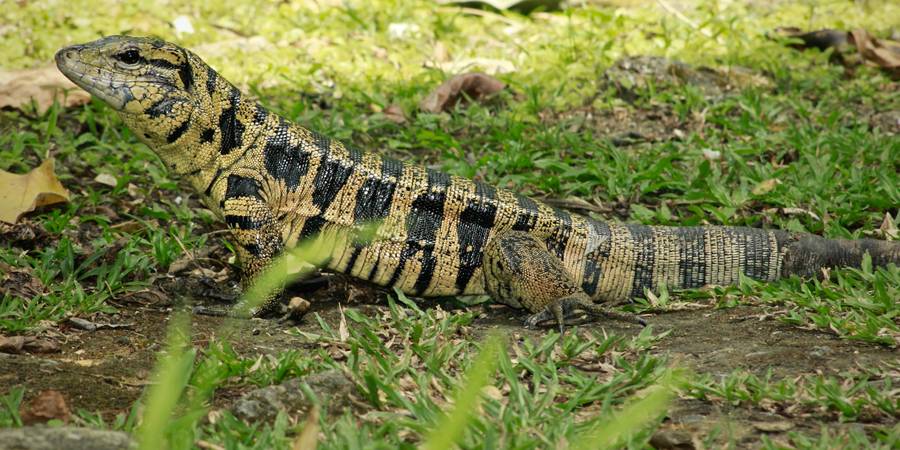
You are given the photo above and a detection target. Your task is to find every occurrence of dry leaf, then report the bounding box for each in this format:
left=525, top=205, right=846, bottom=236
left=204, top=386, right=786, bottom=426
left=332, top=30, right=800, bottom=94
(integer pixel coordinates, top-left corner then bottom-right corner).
left=849, top=29, right=900, bottom=77
left=481, top=385, right=503, bottom=401
left=752, top=178, right=780, bottom=196
left=426, top=57, right=516, bottom=75
left=338, top=304, right=349, bottom=342
left=382, top=104, right=407, bottom=124
left=20, top=390, right=71, bottom=425
left=879, top=212, right=898, bottom=240
left=432, top=41, right=451, bottom=63
left=766, top=207, right=822, bottom=222
left=0, top=65, right=90, bottom=113
left=774, top=27, right=900, bottom=78
left=0, top=159, right=70, bottom=224
left=292, top=406, right=320, bottom=450
left=93, top=173, right=118, bottom=187
left=0, top=336, right=60, bottom=354
left=1, top=267, right=46, bottom=299
left=702, top=149, right=722, bottom=160
left=419, top=72, right=505, bottom=113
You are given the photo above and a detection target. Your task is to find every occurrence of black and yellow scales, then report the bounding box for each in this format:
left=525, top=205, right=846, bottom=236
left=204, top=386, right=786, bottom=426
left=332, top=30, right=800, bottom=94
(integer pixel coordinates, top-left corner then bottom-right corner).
left=56, top=36, right=899, bottom=331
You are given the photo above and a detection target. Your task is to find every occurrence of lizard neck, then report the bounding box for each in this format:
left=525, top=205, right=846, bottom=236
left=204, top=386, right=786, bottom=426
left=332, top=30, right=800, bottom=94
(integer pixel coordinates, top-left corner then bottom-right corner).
left=124, top=65, right=270, bottom=215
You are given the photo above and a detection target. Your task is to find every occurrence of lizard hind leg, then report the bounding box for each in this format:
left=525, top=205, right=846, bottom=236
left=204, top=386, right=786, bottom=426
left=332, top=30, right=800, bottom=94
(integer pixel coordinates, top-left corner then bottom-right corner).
left=483, top=230, right=644, bottom=332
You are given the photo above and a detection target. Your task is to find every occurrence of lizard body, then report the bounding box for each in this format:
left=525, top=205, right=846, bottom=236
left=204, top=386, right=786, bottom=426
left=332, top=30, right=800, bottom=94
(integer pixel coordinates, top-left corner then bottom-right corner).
left=56, top=36, right=900, bottom=329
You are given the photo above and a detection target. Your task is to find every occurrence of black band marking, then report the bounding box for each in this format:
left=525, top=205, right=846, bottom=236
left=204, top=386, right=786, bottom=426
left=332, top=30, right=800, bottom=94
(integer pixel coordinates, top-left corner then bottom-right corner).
left=381, top=157, right=404, bottom=181
left=205, top=67, right=217, bottom=96
left=581, top=220, right=610, bottom=296
left=225, top=214, right=263, bottom=230
left=454, top=181, right=498, bottom=292
left=166, top=119, right=189, bottom=144
left=200, top=128, right=215, bottom=144
left=676, top=227, right=706, bottom=288
left=224, top=174, right=262, bottom=200
left=299, top=144, right=355, bottom=238
left=512, top=194, right=539, bottom=232
left=177, top=51, right=193, bottom=90
left=353, top=176, right=396, bottom=223
left=408, top=169, right=451, bottom=295
left=627, top=224, right=655, bottom=298
left=263, top=118, right=309, bottom=190
left=545, top=207, right=572, bottom=259
left=218, top=88, right=245, bottom=155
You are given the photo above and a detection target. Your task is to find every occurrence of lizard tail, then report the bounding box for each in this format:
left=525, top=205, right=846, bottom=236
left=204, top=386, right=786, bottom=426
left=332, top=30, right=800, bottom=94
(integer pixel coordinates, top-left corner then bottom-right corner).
left=585, top=224, right=899, bottom=302
left=774, top=231, right=900, bottom=278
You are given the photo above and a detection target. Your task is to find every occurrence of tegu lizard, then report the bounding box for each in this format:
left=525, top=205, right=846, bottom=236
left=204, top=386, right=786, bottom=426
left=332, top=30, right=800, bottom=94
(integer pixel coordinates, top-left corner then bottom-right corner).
left=55, top=36, right=900, bottom=331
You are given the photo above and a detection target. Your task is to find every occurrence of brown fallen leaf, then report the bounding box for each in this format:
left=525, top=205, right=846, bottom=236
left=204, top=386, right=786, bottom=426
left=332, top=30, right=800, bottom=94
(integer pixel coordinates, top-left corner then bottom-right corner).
left=773, top=27, right=900, bottom=79
left=382, top=103, right=407, bottom=124
left=20, top=390, right=71, bottom=425
left=0, top=65, right=90, bottom=113
left=0, top=335, right=60, bottom=354
left=419, top=72, right=505, bottom=113
left=849, top=29, right=900, bottom=77
left=0, top=159, right=70, bottom=224
left=0, top=266, right=47, bottom=299
left=878, top=212, right=898, bottom=240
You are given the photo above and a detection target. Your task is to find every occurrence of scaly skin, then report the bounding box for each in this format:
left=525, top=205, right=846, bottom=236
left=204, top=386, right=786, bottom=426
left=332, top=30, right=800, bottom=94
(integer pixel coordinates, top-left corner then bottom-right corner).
left=55, top=36, right=900, bottom=330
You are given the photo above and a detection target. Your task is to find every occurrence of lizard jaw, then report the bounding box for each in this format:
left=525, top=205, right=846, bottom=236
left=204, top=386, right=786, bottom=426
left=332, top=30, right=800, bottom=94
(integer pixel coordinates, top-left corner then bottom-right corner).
left=55, top=45, right=128, bottom=110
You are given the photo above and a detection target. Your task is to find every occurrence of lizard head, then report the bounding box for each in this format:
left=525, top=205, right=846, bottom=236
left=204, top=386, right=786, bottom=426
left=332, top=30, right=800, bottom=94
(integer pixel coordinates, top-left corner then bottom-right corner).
left=55, top=35, right=201, bottom=148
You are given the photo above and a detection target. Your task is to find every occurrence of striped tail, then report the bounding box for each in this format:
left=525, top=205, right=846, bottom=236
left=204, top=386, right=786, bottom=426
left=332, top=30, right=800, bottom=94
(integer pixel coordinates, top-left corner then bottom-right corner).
left=582, top=223, right=900, bottom=302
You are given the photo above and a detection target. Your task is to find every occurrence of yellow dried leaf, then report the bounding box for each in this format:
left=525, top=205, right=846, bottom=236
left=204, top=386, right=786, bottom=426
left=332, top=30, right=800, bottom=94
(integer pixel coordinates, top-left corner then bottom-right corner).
left=93, top=173, right=118, bottom=187
left=0, top=159, right=70, bottom=224
left=0, top=65, right=90, bottom=113
left=752, top=178, right=780, bottom=196
left=292, top=406, right=320, bottom=450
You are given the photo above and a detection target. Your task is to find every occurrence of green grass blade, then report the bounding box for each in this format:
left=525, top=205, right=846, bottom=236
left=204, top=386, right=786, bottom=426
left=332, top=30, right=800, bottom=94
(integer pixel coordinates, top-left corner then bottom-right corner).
left=135, top=312, right=196, bottom=450
left=571, top=368, right=684, bottom=450
left=421, top=334, right=503, bottom=450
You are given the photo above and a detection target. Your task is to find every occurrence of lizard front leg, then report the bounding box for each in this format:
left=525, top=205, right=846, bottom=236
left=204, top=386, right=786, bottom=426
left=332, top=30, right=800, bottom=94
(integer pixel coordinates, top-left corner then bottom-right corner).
left=222, top=195, right=285, bottom=317
left=483, top=230, right=645, bottom=332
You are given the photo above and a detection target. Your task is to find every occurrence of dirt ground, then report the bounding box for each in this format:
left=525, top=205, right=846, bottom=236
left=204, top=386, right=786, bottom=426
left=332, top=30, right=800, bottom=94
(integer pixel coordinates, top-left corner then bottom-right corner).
left=2, top=279, right=895, bottom=448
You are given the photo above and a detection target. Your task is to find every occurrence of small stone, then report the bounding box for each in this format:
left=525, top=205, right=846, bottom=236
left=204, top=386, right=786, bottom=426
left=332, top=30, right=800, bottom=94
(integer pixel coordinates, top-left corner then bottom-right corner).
left=231, top=369, right=354, bottom=422
left=649, top=429, right=694, bottom=449
left=287, top=297, right=311, bottom=319
left=0, top=426, right=133, bottom=450
left=752, top=420, right=795, bottom=433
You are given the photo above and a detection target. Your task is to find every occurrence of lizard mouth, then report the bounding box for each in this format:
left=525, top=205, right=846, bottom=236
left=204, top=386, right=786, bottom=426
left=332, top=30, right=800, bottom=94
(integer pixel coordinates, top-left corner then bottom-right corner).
left=55, top=45, right=128, bottom=110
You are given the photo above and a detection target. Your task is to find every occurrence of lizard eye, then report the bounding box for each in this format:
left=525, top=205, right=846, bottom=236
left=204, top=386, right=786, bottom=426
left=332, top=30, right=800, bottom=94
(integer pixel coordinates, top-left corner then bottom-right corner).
left=115, top=49, right=142, bottom=66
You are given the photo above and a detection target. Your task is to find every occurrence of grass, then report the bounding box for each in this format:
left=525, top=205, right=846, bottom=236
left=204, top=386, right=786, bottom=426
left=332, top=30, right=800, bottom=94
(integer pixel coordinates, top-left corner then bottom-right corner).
left=1, top=0, right=899, bottom=448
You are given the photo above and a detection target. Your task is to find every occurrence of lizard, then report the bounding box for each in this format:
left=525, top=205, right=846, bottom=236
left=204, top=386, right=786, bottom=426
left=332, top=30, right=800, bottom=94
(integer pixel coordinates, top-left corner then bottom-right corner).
left=54, top=36, right=900, bottom=331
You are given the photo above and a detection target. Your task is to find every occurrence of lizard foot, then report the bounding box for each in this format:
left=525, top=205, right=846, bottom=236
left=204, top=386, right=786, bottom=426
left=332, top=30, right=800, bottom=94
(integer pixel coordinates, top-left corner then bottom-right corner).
left=524, top=295, right=646, bottom=333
